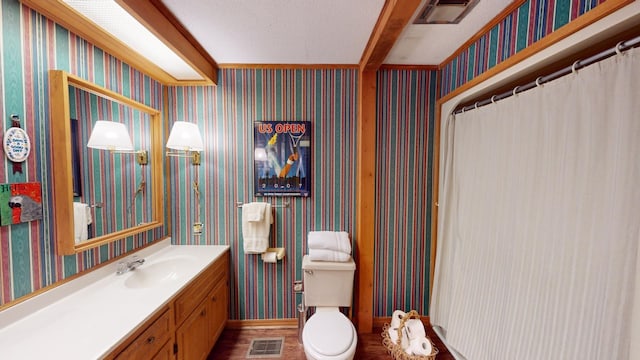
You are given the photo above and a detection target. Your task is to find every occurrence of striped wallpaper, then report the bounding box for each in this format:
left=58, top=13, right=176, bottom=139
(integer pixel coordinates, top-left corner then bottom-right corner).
left=1, top=0, right=604, bottom=319
left=0, top=1, right=165, bottom=307
left=166, top=69, right=360, bottom=320
left=439, top=0, right=607, bottom=97
left=375, top=69, right=437, bottom=317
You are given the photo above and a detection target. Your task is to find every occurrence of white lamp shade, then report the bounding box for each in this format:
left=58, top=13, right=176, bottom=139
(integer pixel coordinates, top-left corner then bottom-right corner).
left=166, top=121, right=204, bottom=151
left=87, top=121, right=134, bottom=151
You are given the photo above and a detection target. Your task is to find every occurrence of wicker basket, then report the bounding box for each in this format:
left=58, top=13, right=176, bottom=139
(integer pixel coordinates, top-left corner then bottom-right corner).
left=381, top=310, right=439, bottom=360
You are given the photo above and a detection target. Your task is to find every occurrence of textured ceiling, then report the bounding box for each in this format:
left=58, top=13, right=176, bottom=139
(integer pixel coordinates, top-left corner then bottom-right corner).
left=159, top=0, right=512, bottom=66
left=160, top=0, right=386, bottom=65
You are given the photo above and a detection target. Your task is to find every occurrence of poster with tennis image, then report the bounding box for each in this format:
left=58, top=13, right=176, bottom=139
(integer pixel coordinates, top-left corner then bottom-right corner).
left=254, top=121, right=311, bottom=197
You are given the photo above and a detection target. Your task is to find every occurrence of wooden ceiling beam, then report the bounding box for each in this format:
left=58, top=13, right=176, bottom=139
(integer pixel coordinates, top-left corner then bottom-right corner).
left=117, top=0, right=218, bottom=85
left=359, top=0, right=422, bottom=71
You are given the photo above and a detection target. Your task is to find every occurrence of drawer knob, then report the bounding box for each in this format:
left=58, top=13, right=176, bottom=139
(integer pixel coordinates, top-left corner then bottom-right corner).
left=146, top=336, right=155, bottom=344
left=201, top=309, right=207, bottom=317
left=211, top=296, right=217, bottom=302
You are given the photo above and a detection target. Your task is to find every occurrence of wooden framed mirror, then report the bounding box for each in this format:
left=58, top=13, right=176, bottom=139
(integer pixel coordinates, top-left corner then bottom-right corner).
left=49, top=70, right=163, bottom=255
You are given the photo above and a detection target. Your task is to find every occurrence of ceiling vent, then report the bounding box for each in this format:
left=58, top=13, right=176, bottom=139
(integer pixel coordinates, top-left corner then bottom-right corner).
left=414, top=0, right=479, bottom=24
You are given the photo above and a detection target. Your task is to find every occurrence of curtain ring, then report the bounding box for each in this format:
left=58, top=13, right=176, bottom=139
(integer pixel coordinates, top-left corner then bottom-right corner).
left=491, top=95, right=497, bottom=104
left=535, top=77, right=543, bottom=87
left=474, top=102, right=479, bottom=109
left=512, top=86, right=520, bottom=96
left=615, top=41, right=624, bottom=56
left=571, top=60, right=580, bottom=74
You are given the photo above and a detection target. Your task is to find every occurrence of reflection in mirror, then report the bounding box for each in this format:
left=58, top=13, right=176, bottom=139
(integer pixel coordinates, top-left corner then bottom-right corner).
left=68, top=87, right=153, bottom=240
left=49, top=70, right=163, bottom=255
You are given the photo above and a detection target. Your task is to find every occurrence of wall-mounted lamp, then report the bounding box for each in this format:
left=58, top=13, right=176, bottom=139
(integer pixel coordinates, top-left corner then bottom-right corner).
left=87, top=120, right=148, bottom=165
left=166, top=121, right=204, bottom=165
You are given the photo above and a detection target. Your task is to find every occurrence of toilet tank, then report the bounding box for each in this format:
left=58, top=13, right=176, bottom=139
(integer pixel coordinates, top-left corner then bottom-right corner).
left=302, top=255, right=356, bottom=307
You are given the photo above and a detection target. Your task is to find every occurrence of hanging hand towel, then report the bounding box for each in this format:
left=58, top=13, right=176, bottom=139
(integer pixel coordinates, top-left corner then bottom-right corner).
left=308, top=248, right=351, bottom=262
left=73, top=202, right=90, bottom=244
left=308, top=231, right=351, bottom=254
left=242, top=202, right=272, bottom=254
left=243, top=202, right=265, bottom=222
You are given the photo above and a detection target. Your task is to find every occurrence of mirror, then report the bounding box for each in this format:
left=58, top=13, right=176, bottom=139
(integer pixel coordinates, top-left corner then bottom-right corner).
left=49, top=70, right=163, bottom=255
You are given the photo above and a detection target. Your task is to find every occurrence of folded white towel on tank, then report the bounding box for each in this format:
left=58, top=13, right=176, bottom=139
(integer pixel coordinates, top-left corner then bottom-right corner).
left=308, top=249, right=351, bottom=262
left=308, top=231, right=351, bottom=254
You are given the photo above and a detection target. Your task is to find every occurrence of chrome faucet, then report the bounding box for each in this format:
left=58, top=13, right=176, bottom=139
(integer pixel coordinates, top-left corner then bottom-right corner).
left=116, top=256, right=145, bottom=275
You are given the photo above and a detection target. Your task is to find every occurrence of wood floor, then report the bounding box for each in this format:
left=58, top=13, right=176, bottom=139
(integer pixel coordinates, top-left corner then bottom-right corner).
left=208, top=325, right=454, bottom=359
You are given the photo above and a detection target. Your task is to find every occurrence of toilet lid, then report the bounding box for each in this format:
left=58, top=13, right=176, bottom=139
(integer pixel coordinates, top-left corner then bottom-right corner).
left=304, top=312, right=354, bottom=356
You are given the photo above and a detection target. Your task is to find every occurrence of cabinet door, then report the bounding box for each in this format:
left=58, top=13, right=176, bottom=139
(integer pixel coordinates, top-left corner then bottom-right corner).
left=151, top=340, right=174, bottom=360
left=176, top=300, right=210, bottom=360
left=207, top=280, right=228, bottom=349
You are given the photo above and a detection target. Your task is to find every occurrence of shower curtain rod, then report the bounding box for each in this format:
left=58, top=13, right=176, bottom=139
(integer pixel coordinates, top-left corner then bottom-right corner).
left=453, top=35, right=640, bottom=115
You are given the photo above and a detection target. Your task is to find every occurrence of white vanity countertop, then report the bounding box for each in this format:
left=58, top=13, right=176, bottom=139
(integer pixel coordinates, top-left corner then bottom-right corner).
left=0, top=239, right=229, bottom=360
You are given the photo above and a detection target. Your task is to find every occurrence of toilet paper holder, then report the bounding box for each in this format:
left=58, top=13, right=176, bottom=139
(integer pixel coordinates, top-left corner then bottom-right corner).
left=261, top=247, right=285, bottom=262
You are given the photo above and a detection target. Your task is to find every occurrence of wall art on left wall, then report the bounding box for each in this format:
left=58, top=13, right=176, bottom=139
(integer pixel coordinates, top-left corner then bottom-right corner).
left=0, top=182, right=43, bottom=225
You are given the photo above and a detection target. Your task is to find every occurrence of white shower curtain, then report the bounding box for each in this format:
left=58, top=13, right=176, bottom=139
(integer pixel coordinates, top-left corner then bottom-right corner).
left=431, top=46, right=640, bottom=360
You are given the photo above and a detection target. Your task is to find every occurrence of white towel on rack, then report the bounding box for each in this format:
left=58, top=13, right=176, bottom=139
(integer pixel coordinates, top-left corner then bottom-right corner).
left=308, top=249, right=351, bottom=262
left=73, top=202, right=90, bottom=244
left=308, top=231, right=351, bottom=254
left=242, top=202, right=272, bottom=254
left=243, top=202, right=265, bottom=222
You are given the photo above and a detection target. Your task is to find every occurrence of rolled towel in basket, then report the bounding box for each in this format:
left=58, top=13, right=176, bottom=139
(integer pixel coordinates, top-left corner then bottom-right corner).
left=390, top=309, right=406, bottom=329
left=387, top=326, right=399, bottom=343
left=400, top=327, right=411, bottom=351
left=409, top=336, right=433, bottom=356
left=405, top=319, right=426, bottom=340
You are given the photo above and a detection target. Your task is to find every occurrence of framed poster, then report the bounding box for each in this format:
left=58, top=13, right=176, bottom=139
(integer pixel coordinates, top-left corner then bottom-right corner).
left=254, top=121, right=311, bottom=197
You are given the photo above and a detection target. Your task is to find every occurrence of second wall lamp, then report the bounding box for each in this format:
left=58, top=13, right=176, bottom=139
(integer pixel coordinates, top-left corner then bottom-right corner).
left=165, top=121, right=204, bottom=165
left=87, top=120, right=148, bottom=165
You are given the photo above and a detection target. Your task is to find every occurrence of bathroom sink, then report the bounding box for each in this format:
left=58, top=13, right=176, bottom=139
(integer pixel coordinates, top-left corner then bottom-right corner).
left=124, top=256, right=195, bottom=289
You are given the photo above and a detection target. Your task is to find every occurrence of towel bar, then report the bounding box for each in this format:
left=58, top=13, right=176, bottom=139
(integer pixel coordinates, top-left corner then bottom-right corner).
left=236, top=201, right=289, bottom=209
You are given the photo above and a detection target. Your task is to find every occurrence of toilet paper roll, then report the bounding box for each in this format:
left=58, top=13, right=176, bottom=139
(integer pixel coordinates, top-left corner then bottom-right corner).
left=261, top=251, right=277, bottom=263
left=409, top=337, right=433, bottom=356
left=390, top=310, right=406, bottom=329
left=404, top=319, right=426, bottom=340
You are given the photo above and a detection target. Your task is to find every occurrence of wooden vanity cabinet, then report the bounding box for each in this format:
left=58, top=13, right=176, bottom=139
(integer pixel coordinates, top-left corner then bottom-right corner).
left=107, top=251, right=229, bottom=360
left=207, top=278, right=229, bottom=348
left=175, top=252, right=229, bottom=360
left=109, top=307, right=174, bottom=360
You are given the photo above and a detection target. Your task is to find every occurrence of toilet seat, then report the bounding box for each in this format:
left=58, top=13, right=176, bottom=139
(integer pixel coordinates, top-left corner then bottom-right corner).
left=303, top=311, right=356, bottom=357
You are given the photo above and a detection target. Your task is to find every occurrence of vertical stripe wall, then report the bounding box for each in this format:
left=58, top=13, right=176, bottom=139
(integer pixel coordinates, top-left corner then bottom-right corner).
left=440, top=0, right=607, bottom=97
left=166, top=69, right=359, bottom=320
left=0, top=0, right=606, bottom=317
left=375, top=70, right=437, bottom=317
left=0, top=1, right=165, bottom=307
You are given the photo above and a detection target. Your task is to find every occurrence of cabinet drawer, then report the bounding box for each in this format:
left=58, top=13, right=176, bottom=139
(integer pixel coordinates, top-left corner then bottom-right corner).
left=115, top=310, right=172, bottom=360
left=174, top=254, right=228, bottom=326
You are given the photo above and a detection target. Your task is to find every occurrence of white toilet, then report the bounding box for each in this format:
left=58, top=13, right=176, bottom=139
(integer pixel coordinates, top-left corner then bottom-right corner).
left=301, top=255, right=357, bottom=360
